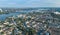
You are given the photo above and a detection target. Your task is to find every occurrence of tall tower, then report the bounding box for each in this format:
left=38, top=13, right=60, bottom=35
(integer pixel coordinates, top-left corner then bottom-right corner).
left=0, top=9, right=3, bottom=12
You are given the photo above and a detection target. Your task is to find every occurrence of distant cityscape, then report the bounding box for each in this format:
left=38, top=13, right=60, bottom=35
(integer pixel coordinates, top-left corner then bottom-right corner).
left=0, top=7, right=60, bottom=35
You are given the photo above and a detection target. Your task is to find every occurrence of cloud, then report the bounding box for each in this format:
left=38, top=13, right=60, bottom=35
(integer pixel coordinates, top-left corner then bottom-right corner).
left=0, top=0, right=60, bottom=7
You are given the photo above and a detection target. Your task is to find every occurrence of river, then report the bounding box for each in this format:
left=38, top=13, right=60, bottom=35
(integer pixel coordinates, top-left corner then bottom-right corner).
left=0, top=12, right=24, bottom=21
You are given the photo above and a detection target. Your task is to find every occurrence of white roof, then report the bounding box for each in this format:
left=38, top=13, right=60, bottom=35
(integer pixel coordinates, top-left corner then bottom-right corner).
left=54, top=12, right=60, bottom=14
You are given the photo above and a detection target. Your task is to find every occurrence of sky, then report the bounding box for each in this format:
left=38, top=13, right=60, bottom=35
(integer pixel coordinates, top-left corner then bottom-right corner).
left=0, top=0, right=60, bottom=8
